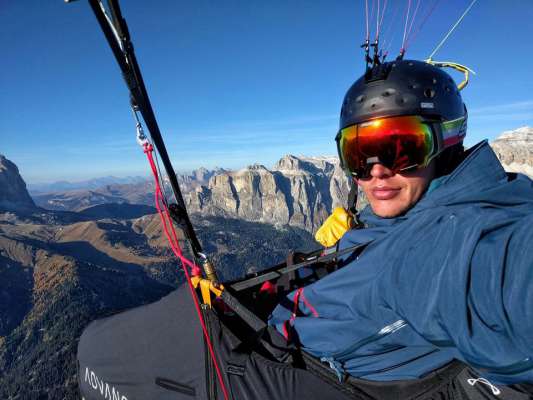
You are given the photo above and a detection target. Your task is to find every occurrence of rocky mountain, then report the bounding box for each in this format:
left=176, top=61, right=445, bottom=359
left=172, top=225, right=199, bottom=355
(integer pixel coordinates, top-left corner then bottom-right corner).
left=31, top=156, right=352, bottom=232
left=186, top=155, right=352, bottom=232
left=175, top=166, right=228, bottom=192
left=28, top=127, right=533, bottom=236
left=0, top=155, right=36, bottom=212
left=490, top=126, right=533, bottom=178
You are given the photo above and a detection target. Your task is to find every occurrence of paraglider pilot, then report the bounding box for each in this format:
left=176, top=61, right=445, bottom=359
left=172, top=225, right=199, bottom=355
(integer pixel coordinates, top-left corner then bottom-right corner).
left=269, top=60, right=533, bottom=387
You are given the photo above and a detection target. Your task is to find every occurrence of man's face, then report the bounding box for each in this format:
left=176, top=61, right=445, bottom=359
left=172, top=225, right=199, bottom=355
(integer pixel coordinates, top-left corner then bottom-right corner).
left=356, top=162, right=435, bottom=218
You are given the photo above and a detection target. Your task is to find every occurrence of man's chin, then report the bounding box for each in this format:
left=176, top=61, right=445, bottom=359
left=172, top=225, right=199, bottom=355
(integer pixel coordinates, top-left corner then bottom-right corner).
left=369, top=201, right=407, bottom=218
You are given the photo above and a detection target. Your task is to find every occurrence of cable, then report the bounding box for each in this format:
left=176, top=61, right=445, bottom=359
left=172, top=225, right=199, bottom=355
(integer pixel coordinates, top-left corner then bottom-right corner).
left=365, top=0, right=369, bottom=41
left=427, top=0, right=478, bottom=61
left=376, top=0, right=380, bottom=40
left=404, top=0, right=440, bottom=49
left=405, top=0, right=421, bottom=45
left=144, top=143, right=230, bottom=400
left=376, top=0, right=388, bottom=40
left=380, top=2, right=400, bottom=57
left=400, top=0, right=412, bottom=56
left=368, top=0, right=376, bottom=36
left=86, top=0, right=204, bottom=258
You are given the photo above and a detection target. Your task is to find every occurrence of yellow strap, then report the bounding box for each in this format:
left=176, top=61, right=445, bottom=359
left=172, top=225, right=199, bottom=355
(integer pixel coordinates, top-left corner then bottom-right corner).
left=191, top=276, right=224, bottom=307
left=425, top=59, right=475, bottom=91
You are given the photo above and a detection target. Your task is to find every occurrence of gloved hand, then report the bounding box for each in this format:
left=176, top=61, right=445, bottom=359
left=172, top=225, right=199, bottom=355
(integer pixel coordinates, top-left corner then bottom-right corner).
left=315, top=207, right=354, bottom=247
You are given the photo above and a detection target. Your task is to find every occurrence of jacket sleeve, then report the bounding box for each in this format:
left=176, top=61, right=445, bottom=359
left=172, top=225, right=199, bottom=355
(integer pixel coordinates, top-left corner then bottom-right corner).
left=381, top=212, right=533, bottom=381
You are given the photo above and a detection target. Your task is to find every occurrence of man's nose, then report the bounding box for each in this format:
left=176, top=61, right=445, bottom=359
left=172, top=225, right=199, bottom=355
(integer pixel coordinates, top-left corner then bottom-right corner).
left=369, top=163, right=394, bottom=179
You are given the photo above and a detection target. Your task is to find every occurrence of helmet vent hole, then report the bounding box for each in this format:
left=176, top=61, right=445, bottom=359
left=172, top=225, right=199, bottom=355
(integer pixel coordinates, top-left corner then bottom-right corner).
left=424, top=88, right=435, bottom=98
left=356, top=95, right=365, bottom=103
left=382, top=89, right=396, bottom=97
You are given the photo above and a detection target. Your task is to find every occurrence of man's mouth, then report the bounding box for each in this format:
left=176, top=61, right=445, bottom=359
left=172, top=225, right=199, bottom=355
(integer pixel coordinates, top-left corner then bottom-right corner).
left=371, top=186, right=401, bottom=200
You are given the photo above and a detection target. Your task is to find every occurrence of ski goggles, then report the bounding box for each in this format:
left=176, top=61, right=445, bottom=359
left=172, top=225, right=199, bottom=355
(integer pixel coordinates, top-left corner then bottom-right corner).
left=336, top=115, right=437, bottom=179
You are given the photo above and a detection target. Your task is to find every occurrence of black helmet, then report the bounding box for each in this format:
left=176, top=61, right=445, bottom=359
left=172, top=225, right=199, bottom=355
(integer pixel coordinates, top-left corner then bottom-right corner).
left=338, top=59, right=467, bottom=164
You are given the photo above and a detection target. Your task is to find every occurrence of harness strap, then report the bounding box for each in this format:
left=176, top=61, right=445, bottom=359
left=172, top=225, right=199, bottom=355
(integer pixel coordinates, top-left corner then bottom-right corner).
left=230, top=243, right=368, bottom=292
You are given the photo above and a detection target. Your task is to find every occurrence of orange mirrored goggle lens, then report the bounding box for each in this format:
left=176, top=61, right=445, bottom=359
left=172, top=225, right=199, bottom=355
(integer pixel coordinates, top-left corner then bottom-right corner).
left=337, top=115, right=435, bottom=178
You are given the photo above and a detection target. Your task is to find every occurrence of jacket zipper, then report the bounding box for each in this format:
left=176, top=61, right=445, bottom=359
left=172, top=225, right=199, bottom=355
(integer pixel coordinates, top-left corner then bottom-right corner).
left=330, top=319, right=407, bottom=362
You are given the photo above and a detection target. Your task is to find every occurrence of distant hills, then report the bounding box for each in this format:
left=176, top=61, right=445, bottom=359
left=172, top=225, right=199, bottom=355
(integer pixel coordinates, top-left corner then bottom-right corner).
left=27, top=176, right=148, bottom=194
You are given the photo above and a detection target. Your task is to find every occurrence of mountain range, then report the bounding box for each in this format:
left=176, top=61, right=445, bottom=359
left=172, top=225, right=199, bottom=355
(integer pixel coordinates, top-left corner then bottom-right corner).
left=1, top=126, right=532, bottom=398
left=31, top=127, right=533, bottom=233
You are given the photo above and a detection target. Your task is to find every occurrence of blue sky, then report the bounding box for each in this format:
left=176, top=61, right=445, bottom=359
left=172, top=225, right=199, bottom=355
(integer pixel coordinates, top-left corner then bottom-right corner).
left=2, top=1, right=533, bottom=183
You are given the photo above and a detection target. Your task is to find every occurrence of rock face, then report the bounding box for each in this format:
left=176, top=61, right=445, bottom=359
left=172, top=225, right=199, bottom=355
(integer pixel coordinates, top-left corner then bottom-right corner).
left=490, top=126, right=533, bottom=178
left=30, top=155, right=357, bottom=232
left=186, top=156, right=351, bottom=232
left=0, top=155, right=36, bottom=211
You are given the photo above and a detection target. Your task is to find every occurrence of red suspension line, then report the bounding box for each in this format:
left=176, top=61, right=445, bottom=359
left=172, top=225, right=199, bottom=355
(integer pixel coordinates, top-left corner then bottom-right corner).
left=143, top=144, right=230, bottom=400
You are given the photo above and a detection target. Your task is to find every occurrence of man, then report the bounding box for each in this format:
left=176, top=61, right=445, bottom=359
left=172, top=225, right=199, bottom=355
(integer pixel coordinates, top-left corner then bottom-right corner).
left=269, top=59, right=533, bottom=387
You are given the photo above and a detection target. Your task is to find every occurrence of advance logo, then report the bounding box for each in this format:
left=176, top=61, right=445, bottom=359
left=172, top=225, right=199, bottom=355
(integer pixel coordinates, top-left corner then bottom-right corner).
left=84, top=367, right=129, bottom=400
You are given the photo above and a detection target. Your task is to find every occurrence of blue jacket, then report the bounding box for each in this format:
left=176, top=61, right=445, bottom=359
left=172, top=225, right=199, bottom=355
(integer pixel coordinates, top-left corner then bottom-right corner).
left=269, top=141, right=533, bottom=384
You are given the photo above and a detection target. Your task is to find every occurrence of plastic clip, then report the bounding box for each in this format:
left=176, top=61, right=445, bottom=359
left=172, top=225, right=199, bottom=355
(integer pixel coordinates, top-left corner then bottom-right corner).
left=425, top=59, right=476, bottom=91
left=191, top=276, right=224, bottom=307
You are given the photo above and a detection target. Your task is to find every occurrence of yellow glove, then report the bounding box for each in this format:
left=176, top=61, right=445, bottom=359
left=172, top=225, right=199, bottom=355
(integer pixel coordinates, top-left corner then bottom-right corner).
left=315, top=207, right=354, bottom=247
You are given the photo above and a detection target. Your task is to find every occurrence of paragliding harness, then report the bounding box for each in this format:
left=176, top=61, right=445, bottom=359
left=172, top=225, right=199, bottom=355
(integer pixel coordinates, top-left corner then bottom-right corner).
left=72, top=1, right=533, bottom=399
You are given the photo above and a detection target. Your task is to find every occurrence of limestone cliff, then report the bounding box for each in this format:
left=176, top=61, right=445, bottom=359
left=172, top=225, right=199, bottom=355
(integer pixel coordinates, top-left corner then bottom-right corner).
left=186, top=155, right=351, bottom=231
left=0, top=155, right=36, bottom=211
left=490, top=126, right=533, bottom=178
